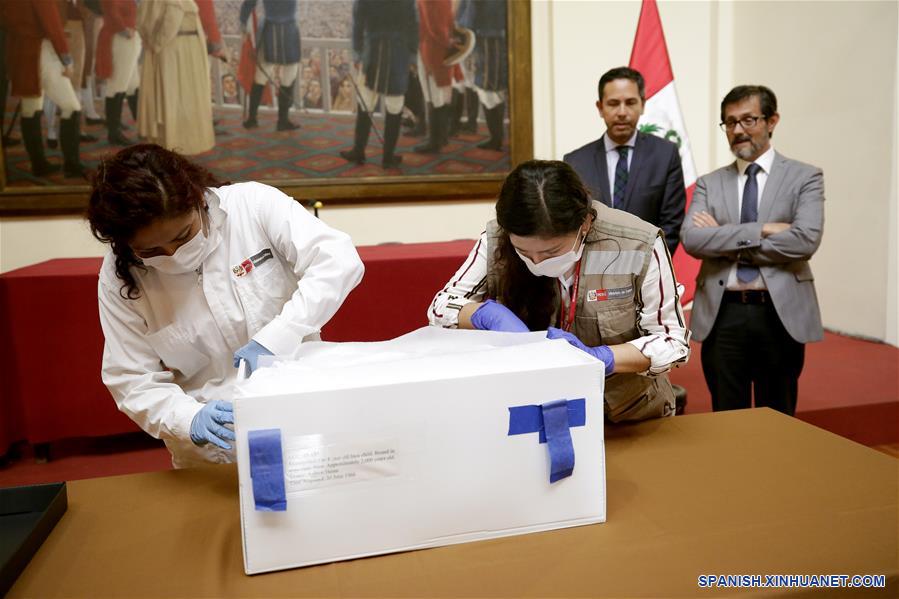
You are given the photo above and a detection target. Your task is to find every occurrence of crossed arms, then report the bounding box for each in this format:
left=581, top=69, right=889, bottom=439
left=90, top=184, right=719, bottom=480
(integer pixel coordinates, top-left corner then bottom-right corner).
left=681, top=168, right=824, bottom=265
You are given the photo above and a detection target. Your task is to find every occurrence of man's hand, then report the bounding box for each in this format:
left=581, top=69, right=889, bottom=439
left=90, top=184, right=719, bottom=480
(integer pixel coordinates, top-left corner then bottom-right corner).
left=762, top=222, right=791, bottom=237
left=211, top=47, right=229, bottom=63
left=692, top=211, right=720, bottom=228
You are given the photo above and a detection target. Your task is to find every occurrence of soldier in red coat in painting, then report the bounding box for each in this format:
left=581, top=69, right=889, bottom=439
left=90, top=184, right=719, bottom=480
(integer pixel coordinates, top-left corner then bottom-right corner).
left=4, top=0, right=86, bottom=177
left=415, top=0, right=457, bottom=154
left=95, top=0, right=140, bottom=146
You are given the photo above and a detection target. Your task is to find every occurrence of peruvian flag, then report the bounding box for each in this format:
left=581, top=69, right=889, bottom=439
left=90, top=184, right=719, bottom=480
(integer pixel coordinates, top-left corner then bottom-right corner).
left=628, top=0, right=700, bottom=304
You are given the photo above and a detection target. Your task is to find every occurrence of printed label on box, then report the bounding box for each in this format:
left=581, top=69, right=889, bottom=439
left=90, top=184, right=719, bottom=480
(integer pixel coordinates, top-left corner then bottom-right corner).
left=283, top=435, right=402, bottom=493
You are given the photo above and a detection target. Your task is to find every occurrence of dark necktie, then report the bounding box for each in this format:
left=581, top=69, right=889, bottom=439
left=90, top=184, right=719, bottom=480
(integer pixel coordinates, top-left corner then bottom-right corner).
left=612, top=146, right=629, bottom=208
left=737, top=163, right=762, bottom=283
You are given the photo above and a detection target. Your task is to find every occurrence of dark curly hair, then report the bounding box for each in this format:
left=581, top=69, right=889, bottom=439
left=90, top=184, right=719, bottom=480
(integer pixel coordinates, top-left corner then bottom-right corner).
left=86, top=144, right=225, bottom=299
left=493, top=160, right=596, bottom=330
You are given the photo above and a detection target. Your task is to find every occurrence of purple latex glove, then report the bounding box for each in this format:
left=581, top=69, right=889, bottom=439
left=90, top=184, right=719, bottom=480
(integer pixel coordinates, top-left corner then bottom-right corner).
left=547, top=327, right=615, bottom=375
left=470, top=299, right=529, bottom=332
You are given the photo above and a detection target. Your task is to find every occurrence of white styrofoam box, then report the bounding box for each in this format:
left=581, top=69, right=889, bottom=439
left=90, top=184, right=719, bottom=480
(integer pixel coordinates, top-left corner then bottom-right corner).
left=235, top=327, right=606, bottom=574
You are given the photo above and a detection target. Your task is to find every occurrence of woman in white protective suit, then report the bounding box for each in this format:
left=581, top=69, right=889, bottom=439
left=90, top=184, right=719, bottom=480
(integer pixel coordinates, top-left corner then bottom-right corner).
left=87, top=144, right=364, bottom=468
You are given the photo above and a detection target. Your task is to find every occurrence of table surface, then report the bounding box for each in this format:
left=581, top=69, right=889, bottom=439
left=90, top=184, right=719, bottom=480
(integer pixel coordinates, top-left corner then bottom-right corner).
left=7, top=409, right=898, bottom=598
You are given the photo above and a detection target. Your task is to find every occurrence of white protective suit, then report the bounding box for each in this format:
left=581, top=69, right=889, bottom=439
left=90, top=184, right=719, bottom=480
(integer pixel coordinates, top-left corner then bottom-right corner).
left=97, top=182, right=364, bottom=468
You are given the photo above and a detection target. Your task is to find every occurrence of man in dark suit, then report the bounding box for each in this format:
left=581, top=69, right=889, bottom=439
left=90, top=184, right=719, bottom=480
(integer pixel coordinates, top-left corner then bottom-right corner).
left=681, top=85, right=824, bottom=416
left=564, top=67, right=686, bottom=255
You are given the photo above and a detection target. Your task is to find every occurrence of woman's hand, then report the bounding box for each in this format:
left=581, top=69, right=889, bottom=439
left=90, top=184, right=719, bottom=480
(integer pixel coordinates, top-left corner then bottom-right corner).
left=546, top=327, right=615, bottom=374
left=233, top=340, right=274, bottom=376
left=467, top=300, right=529, bottom=332
left=189, top=400, right=235, bottom=450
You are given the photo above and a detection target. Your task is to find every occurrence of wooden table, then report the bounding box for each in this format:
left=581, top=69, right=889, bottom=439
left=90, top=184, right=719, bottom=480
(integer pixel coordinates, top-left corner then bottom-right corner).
left=8, top=409, right=898, bottom=597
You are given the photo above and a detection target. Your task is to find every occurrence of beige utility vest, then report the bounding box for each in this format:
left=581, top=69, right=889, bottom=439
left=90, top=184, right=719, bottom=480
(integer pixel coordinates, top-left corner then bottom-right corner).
left=485, top=201, right=674, bottom=422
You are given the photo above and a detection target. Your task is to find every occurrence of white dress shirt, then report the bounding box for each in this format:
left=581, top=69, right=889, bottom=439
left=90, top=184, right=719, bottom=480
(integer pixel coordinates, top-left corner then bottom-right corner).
left=603, top=131, right=637, bottom=207
left=726, top=145, right=775, bottom=290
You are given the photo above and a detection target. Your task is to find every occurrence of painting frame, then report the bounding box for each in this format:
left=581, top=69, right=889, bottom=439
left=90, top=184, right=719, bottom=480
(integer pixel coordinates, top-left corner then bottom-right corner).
left=0, top=0, right=532, bottom=217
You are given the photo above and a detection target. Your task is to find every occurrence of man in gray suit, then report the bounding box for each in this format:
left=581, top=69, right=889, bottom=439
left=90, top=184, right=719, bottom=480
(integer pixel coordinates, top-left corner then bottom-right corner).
left=681, top=85, right=824, bottom=415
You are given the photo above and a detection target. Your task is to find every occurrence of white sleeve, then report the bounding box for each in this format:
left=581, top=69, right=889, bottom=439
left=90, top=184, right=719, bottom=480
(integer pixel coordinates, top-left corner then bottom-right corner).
left=98, top=277, right=203, bottom=443
left=427, top=233, right=489, bottom=328
left=249, top=184, right=365, bottom=354
left=626, top=236, right=691, bottom=375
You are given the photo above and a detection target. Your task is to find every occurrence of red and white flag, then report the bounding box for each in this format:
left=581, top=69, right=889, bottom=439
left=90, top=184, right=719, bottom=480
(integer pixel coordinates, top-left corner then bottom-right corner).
left=628, top=0, right=700, bottom=303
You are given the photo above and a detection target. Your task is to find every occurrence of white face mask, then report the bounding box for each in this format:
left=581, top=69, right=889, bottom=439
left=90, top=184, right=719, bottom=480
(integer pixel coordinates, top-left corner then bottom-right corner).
left=141, top=226, right=209, bottom=275
left=515, top=231, right=586, bottom=278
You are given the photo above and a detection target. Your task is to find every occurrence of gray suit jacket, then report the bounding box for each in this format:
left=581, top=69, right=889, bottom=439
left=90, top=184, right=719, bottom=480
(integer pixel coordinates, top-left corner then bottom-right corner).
left=681, top=152, right=825, bottom=343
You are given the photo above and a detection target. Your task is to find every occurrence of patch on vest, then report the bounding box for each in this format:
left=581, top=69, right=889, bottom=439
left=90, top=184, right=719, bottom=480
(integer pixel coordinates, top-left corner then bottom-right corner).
left=586, top=284, right=634, bottom=302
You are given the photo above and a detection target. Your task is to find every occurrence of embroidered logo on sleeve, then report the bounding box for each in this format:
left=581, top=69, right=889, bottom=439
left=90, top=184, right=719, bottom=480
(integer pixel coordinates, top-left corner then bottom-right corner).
left=232, top=248, right=274, bottom=277
left=587, top=284, right=634, bottom=302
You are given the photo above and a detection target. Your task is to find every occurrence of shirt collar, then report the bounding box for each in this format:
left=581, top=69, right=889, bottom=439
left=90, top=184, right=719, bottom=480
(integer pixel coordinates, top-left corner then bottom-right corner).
left=603, top=131, right=638, bottom=154
left=736, top=145, right=775, bottom=176
left=204, top=188, right=227, bottom=232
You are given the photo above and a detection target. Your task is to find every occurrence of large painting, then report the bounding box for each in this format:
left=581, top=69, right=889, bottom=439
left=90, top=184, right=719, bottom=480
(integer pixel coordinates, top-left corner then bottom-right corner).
left=0, top=0, right=532, bottom=215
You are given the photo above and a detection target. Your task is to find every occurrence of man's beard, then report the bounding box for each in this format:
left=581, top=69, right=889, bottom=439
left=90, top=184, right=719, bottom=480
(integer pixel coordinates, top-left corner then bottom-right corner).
left=730, top=135, right=762, bottom=160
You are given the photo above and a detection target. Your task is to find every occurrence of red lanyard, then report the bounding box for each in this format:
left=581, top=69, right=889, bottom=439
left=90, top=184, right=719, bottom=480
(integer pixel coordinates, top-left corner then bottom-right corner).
left=558, top=260, right=582, bottom=332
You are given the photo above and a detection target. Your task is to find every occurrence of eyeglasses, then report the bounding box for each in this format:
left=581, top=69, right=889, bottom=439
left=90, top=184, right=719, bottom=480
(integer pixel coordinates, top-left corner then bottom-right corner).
left=719, top=115, right=766, bottom=132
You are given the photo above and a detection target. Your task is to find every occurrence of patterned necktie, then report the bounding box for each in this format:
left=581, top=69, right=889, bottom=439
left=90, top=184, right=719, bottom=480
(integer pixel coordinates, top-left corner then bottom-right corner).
left=737, top=163, right=762, bottom=283
left=612, top=146, right=629, bottom=208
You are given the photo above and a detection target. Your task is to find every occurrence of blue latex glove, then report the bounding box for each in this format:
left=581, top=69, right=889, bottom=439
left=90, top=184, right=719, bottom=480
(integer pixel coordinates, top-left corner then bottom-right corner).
left=189, top=400, right=235, bottom=450
left=547, top=327, right=615, bottom=375
left=470, top=299, right=529, bottom=332
left=233, top=340, right=274, bottom=376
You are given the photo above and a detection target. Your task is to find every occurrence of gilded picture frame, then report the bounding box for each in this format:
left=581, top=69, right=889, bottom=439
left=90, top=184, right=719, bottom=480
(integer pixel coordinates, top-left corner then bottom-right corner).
left=0, top=0, right=532, bottom=216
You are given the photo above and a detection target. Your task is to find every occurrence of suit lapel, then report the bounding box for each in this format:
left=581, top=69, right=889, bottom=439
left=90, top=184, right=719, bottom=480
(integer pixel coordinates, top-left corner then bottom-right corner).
left=723, top=162, right=740, bottom=224
left=620, top=132, right=646, bottom=212
left=591, top=136, right=612, bottom=206
left=758, top=152, right=788, bottom=222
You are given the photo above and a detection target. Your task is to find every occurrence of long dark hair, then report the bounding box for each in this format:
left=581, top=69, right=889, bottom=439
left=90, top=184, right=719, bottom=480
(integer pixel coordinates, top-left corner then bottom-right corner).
left=493, top=160, right=595, bottom=330
left=86, top=144, right=225, bottom=299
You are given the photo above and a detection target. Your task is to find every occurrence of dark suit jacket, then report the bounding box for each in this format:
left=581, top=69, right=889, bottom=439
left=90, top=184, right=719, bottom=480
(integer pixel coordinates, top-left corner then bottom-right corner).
left=564, top=132, right=686, bottom=255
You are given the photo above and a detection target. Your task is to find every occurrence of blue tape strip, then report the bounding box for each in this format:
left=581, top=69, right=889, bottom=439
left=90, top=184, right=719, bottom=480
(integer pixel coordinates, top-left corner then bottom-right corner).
left=508, top=404, right=544, bottom=436
left=507, top=398, right=585, bottom=483
left=508, top=398, right=585, bottom=442
left=542, top=400, right=575, bottom=483
left=248, top=428, right=287, bottom=511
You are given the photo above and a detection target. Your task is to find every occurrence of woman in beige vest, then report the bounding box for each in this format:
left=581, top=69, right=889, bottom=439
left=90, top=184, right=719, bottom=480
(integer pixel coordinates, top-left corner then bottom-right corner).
left=428, top=160, right=690, bottom=422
